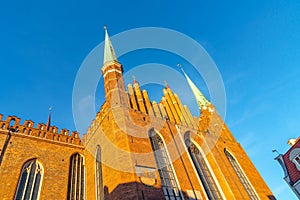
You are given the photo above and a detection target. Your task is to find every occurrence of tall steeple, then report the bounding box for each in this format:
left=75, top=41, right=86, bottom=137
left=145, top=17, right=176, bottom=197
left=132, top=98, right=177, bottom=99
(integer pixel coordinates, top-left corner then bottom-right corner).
left=103, top=26, right=118, bottom=65
left=178, top=64, right=210, bottom=110
left=101, top=26, right=126, bottom=106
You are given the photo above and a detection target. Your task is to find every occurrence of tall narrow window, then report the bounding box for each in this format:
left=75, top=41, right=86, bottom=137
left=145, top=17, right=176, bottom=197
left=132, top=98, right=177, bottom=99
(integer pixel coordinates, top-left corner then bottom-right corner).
left=67, top=153, right=85, bottom=200
left=95, top=145, right=103, bottom=200
left=149, top=129, right=183, bottom=200
left=14, top=159, right=44, bottom=200
left=224, top=149, right=259, bottom=200
left=185, top=139, right=223, bottom=200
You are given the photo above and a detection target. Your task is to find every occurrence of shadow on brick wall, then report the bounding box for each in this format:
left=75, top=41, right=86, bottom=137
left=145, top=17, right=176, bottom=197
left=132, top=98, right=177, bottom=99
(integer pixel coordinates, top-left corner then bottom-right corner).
left=104, top=182, right=189, bottom=200
left=267, top=195, right=277, bottom=200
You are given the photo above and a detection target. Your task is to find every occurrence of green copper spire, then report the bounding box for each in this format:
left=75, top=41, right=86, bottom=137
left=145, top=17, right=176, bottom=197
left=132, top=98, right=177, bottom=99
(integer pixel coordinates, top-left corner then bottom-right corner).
left=178, top=64, right=210, bottom=110
left=103, top=26, right=118, bottom=64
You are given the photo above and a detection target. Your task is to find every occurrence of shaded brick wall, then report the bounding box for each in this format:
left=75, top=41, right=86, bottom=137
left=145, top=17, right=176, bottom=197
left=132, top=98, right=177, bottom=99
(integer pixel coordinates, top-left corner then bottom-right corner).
left=0, top=130, right=84, bottom=200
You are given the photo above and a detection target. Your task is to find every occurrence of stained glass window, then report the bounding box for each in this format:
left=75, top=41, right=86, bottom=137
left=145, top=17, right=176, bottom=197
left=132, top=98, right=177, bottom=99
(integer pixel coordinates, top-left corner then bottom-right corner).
left=14, top=159, right=44, bottom=200
left=224, top=149, right=259, bottom=200
left=95, top=146, right=103, bottom=200
left=149, top=130, right=182, bottom=200
left=186, top=140, right=223, bottom=200
left=67, top=153, right=85, bottom=200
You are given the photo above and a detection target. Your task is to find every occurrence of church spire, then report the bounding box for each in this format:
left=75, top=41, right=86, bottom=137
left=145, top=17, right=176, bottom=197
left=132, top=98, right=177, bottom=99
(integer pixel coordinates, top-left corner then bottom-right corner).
left=101, top=26, right=126, bottom=105
left=178, top=64, right=210, bottom=110
left=103, top=26, right=118, bottom=65
left=46, top=106, right=52, bottom=131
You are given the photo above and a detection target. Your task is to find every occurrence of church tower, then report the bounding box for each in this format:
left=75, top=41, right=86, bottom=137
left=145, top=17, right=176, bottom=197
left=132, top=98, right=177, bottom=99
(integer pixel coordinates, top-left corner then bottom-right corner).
left=101, top=27, right=127, bottom=106
left=84, top=28, right=276, bottom=200
left=0, top=27, right=275, bottom=200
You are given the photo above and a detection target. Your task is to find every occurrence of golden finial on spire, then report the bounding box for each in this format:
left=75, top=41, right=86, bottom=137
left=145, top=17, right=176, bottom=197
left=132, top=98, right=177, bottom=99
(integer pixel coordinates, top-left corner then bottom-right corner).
left=104, top=25, right=107, bottom=30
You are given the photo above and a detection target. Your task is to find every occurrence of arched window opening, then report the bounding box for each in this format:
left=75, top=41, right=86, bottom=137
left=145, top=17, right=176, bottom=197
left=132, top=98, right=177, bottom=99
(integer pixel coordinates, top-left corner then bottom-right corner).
left=149, top=129, right=183, bottom=200
left=9, top=118, right=16, bottom=128
left=185, top=139, right=223, bottom=200
left=67, top=153, right=85, bottom=200
left=95, top=145, right=104, bottom=200
left=14, top=159, right=44, bottom=200
left=224, top=149, right=259, bottom=200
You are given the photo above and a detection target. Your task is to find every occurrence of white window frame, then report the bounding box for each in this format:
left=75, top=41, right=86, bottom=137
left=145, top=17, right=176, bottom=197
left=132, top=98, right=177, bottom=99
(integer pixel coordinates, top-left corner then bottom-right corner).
left=290, top=149, right=300, bottom=171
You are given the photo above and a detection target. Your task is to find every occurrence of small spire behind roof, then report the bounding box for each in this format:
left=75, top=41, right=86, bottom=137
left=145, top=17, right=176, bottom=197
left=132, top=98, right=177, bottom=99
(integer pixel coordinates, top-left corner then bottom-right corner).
left=163, top=80, right=170, bottom=89
left=132, top=75, right=138, bottom=84
left=103, top=26, right=118, bottom=65
left=46, top=106, right=52, bottom=131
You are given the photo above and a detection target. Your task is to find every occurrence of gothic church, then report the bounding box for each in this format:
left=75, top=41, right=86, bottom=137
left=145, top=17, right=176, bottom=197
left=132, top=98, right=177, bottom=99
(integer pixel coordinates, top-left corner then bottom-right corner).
left=0, top=28, right=275, bottom=200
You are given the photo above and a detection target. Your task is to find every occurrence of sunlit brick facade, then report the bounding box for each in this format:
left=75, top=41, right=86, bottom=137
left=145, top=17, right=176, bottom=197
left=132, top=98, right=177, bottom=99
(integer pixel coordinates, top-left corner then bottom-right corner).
left=0, top=29, right=275, bottom=200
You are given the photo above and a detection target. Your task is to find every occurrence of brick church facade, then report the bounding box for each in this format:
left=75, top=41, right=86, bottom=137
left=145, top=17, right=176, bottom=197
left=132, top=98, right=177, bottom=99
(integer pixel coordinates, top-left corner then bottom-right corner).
left=0, top=28, right=275, bottom=199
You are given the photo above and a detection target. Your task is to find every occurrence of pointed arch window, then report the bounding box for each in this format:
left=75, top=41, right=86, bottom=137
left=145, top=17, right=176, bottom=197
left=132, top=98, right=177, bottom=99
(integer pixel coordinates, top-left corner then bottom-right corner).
left=67, top=153, right=85, bottom=200
left=185, top=139, right=223, bottom=200
left=14, top=159, right=44, bottom=200
left=95, top=145, right=104, bottom=200
left=149, top=129, right=183, bottom=200
left=224, top=149, right=259, bottom=200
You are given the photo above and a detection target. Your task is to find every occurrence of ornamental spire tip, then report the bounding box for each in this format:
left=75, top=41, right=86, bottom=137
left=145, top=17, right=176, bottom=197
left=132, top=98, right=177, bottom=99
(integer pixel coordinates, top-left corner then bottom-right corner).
left=103, top=26, right=118, bottom=65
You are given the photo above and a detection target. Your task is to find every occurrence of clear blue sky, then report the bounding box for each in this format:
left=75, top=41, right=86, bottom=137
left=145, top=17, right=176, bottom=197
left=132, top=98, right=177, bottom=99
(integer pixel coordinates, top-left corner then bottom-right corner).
left=1, top=1, right=300, bottom=199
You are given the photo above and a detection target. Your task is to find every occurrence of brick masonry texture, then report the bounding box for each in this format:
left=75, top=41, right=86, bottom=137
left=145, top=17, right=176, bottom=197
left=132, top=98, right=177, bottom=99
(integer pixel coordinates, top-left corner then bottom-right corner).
left=0, top=59, right=275, bottom=199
